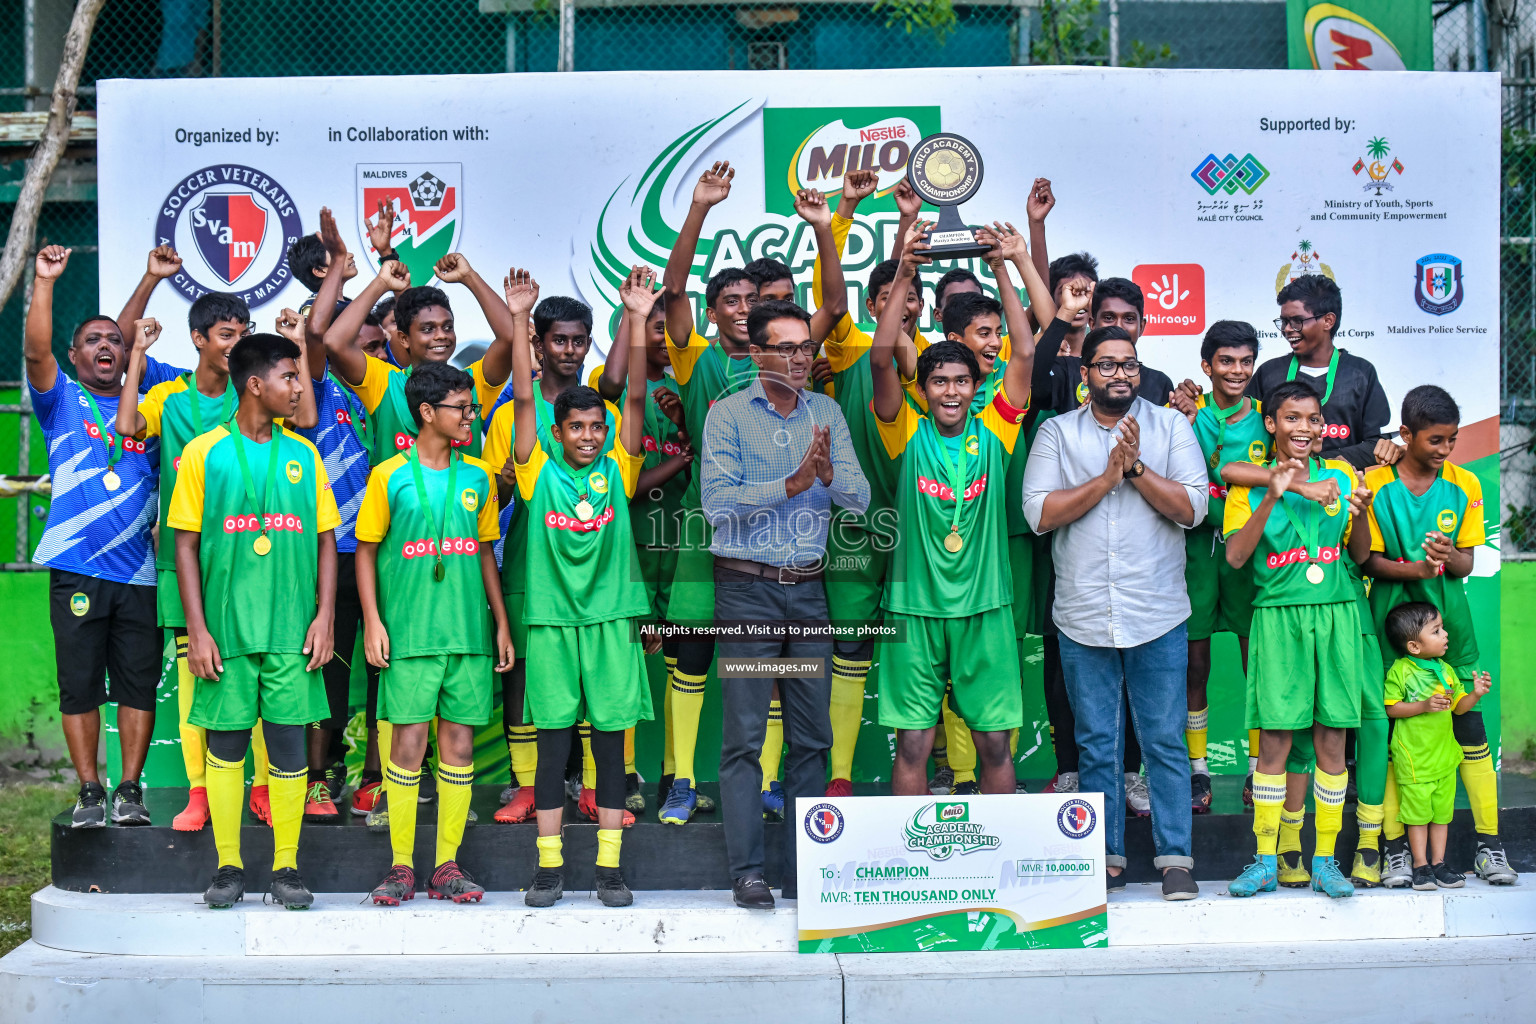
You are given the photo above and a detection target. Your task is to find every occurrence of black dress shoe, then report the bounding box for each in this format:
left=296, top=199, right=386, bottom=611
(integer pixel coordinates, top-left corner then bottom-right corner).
left=733, top=873, right=775, bottom=910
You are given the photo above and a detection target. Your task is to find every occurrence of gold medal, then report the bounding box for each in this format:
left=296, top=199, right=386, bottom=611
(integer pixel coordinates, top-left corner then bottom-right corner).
left=575, top=498, right=595, bottom=522
left=943, top=530, right=964, bottom=553
left=1306, top=563, right=1325, bottom=585
left=433, top=559, right=446, bottom=582
left=102, top=470, right=121, bottom=492
left=253, top=533, right=272, bottom=556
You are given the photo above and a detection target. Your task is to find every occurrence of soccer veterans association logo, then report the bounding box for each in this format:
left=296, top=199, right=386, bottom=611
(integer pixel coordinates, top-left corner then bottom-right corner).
left=155, top=164, right=303, bottom=307
left=762, top=106, right=941, bottom=216
left=356, top=164, right=463, bottom=287
left=1414, top=254, right=1464, bottom=316
left=1056, top=798, right=1096, bottom=839
left=804, top=802, right=845, bottom=844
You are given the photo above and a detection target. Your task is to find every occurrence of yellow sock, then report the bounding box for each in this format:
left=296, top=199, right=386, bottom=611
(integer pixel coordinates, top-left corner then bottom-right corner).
left=267, top=764, right=307, bottom=871
left=435, top=762, right=474, bottom=867
left=378, top=720, right=393, bottom=773
left=250, top=720, right=270, bottom=788
left=828, top=654, right=870, bottom=781
left=760, top=700, right=783, bottom=792
left=1313, top=769, right=1348, bottom=858
left=580, top=722, right=596, bottom=791
left=537, top=833, right=563, bottom=868
left=1278, top=806, right=1305, bottom=856
left=1251, top=771, right=1286, bottom=856
left=596, top=828, right=622, bottom=869
left=1383, top=771, right=1404, bottom=841
left=508, top=724, right=537, bottom=787
left=1459, top=743, right=1500, bottom=837
left=1356, top=801, right=1384, bottom=853
left=204, top=751, right=245, bottom=869
left=385, top=759, right=420, bottom=867
left=669, top=669, right=707, bottom=784
left=1248, top=729, right=1261, bottom=759
left=662, top=658, right=677, bottom=776
left=1009, top=728, right=1018, bottom=758
left=624, top=727, right=636, bottom=775
left=1185, top=706, right=1208, bottom=761
left=175, top=638, right=206, bottom=788
left=943, top=696, right=976, bottom=786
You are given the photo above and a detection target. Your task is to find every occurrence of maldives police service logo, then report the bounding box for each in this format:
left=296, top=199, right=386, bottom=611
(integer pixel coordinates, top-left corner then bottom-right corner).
left=804, top=802, right=845, bottom=844
left=1057, top=799, right=1096, bottom=839
left=156, top=164, right=303, bottom=308
left=1415, top=254, right=1464, bottom=316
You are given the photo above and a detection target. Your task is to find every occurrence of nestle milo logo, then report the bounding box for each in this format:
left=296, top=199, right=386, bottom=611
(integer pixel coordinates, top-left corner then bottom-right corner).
left=904, top=800, right=999, bottom=861
left=763, top=106, right=941, bottom=216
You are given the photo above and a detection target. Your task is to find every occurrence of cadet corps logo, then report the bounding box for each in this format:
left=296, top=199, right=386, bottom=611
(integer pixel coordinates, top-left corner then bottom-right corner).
left=1438, top=508, right=1457, bottom=534
left=285, top=460, right=303, bottom=484
left=156, top=164, right=303, bottom=308
left=69, top=592, right=90, bottom=617
left=588, top=471, right=609, bottom=494
left=1415, top=254, right=1464, bottom=316
left=1057, top=798, right=1096, bottom=839
left=462, top=488, right=479, bottom=512
left=1276, top=239, right=1335, bottom=294
left=804, top=802, right=845, bottom=844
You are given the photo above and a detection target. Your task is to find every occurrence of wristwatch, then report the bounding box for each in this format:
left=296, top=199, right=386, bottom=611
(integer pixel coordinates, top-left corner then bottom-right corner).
left=1123, top=459, right=1146, bottom=479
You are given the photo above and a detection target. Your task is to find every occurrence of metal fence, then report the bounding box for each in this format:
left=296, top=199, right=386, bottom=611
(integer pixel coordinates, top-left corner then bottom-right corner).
left=2, top=0, right=1534, bottom=558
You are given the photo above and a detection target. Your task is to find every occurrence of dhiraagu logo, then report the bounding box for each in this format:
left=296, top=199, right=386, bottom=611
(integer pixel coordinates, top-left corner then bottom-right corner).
left=904, top=801, right=1001, bottom=861
left=763, top=107, right=941, bottom=216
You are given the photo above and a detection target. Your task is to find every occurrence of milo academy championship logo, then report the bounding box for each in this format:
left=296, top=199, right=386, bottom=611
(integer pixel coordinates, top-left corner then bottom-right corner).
left=904, top=801, right=1001, bottom=861
left=763, top=106, right=940, bottom=216
left=155, top=164, right=303, bottom=308
left=356, top=164, right=463, bottom=287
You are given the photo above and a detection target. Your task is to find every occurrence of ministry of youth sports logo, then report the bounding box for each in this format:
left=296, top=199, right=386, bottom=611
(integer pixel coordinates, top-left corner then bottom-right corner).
left=804, top=802, right=845, bottom=844
left=1057, top=799, right=1096, bottom=839
left=156, top=164, right=303, bottom=309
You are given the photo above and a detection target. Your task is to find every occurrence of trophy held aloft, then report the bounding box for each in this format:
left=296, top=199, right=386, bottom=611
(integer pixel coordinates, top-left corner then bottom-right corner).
left=905, top=133, right=989, bottom=262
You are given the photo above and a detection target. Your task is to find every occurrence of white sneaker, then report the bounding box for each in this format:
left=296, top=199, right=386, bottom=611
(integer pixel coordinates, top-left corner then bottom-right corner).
left=1125, top=772, right=1151, bottom=816
left=1051, top=771, right=1080, bottom=794
left=499, top=784, right=517, bottom=804
left=1381, top=840, right=1414, bottom=888
left=1475, top=843, right=1519, bottom=885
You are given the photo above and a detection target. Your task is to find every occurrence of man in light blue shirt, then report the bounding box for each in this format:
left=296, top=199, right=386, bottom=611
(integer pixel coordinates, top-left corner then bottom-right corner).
left=700, top=299, right=868, bottom=910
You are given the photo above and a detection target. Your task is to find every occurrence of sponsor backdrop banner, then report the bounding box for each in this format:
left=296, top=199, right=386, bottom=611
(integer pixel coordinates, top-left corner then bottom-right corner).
left=795, top=794, right=1107, bottom=953
left=1287, top=2, right=1434, bottom=72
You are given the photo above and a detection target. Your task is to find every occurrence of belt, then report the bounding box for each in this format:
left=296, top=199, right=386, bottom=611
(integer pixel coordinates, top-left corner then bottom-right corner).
left=715, top=555, right=824, bottom=585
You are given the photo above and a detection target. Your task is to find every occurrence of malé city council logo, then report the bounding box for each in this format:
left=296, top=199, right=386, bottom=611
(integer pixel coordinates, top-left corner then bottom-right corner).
left=1191, top=153, right=1269, bottom=196
left=155, top=164, right=303, bottom=309
left=804, top=802, right=845, bottom=844
left=1057, top=798, right=1096, bottom=839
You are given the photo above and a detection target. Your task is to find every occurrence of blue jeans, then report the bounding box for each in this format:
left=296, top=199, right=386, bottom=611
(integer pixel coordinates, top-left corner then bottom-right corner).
left=1058, top=623, right=1193, bottom=871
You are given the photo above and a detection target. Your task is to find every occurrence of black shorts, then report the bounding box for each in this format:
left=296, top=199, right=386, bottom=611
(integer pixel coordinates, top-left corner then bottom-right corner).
left=49, top=570, right=161, bottom=715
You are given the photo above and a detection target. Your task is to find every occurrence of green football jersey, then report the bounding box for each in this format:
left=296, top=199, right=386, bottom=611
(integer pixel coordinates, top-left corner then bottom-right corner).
left=513, top=440, right=651, bottom=626
left=1191, top=394, right=1270, bottom=527
left=1385, top=656, right=1466, bottom=783
left=166, top=423, right=340, bottom=657
left=139, top=374, right=238, bottom=571
left=355, top=450, right=500, bottom=658
left=1365, top=463, right=1485, bottom=668
left=349, top=356, right=503, bottom=466
left=633, top=375, right=688, bottom=548
left=1223, top=457, right=1357, bottom=608
left=667, top=330, right=757, bottom=509
left=876, top=390, right=1024, bottom=618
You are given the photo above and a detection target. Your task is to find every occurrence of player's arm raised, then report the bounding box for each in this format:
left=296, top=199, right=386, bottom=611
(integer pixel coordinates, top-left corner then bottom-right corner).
left=871, top=223, right=931, bottom=423
left=504, top=268, right=541, bottom=465
left=115, top=318, right=161, bottom=439
left=304, top=207, right=351, bottom=380
left=326, top=259, right=408, bottom=387
left=663, top=161, right=734, bottom=349
left=436, top=252, right=517, bottom=387
left=619, top=266, right=658, bottom=458
left=115, top=245, right=182, bottom=334
left=24, top=245, right=69, bottom=392
left=796, top=188, right=847, bottom=343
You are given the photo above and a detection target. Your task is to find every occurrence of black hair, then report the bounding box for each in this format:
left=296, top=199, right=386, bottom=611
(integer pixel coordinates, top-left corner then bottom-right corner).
left=533, top=295, right=594, bottom=338
left=1276, top=274, right=1342, bottom=339
left=916, top=339, right=981, bottom=389
left=743, top=257, right=793, bottom=288
left=1081, top=325, right=1134, bottom=366
left=1048, top=251, right=1099, bottom=295
left=1401, top=384, right=1461, bottom=433
left=228, top=333, right=299, bottom=395
left=404, top=360, right=474, bottom=429
left=867, top=258, right=923, bottom=305
left=287, top=235, right=327, bottom=293
left=1091, top=277, right=1144, bottom=320
left=1385, top=601, right=1442, bottom=657
left=373, top=293, right=397, bottom=324
left=942, top=291, right=1003, bottom=340
left=552, top=384, right=606, bottom=428
left=649, top=293, right=666, bottom=318
left=747, top=299, right=811, bottom=350
left=1263, top=378, right=1324, bottom=416
left=395, top=286, right=452, bottom=333
left=705, top=267, right=754, bottom=308
left=1200, top=320, right=1261, bottom=364
left=934, top=268, right=981, bottom=311
left=70, top=316, right=121, bottom=348
left=363, top=308, right=383, bottom=329
left=189, top=292, right=250, bottom=337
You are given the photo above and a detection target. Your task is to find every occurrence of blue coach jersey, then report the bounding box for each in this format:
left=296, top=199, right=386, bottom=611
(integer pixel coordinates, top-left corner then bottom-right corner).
left=293, top=368, right=372, bottom=553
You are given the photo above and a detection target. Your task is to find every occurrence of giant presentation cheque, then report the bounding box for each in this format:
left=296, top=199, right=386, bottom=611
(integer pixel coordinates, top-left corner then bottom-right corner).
left=795, top=794, right=1108, bottom=953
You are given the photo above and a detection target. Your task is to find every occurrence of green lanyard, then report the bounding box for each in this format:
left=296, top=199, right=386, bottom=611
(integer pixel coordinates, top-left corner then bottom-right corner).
left=185, top=372, right=235, bottom=434
left=935, top=416, right=971, bottom=553
left=1201, top=395, right=1250, bottom=470
left=329, top=371, right=369, bottom=448
left=1407, top=656, right=1455, bottom=695
left=1272, top=457, right=1322, bottom=562
left=553, top=445, right=597, bottom=521
left=408, top=446, right=457, bottom=582
left=79, top=386, right=123, bottom=479
left=1285, top=347, right=1340, bottom=408
left=230, top=419, right=284, bottom=555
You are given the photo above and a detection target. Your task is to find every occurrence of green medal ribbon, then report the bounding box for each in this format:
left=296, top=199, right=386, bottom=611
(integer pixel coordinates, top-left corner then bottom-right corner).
left=1406, top=655, right=1454, bottom=695
left=328, top=371, right=369, bottom=448
left=1285, top=346, right=1341, bottom=408
left=935, top=416, right=971, bottom=552
left=1272, top=457, right=1323, bottom=563
left=1200, top=395, right=1249, bottom=470
left=408, top=446, right=457, bottom=582
left=230, top=418, right=284, bottom=554
left=552, top=444, right=597, bottom=520
left=185, top=372, right=235, bottom=434
left=79, top=386, right=124, bottom=474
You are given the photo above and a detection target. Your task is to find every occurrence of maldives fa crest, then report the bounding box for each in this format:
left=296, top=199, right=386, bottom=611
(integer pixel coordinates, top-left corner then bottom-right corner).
left=1415, top=254, right=1464, bottom=316
left=1276, top=239, right=1335, bottom=294
left=1353, top=135, right=1404, bottom=196
left=356, top=164, right=463, bottom=287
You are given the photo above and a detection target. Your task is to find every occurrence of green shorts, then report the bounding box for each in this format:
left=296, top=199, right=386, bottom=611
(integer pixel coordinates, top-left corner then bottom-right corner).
left=1397, top=771, right=1457, bottom=826
left=379, top=653, right=493, bottom=726
left=667, top=528, right=716, bottom=626
left=524, top=618, right=654, bottom=731
left=880, top=607, right=1022, bottom=732
left=1360, top=634, right=1386, bottom=721
left=507, top=590, right=527, bottom=657
left=825, top=522, right=891, bottom=627
left=1008, top=534, right=1035, bottom=640
left=157, top=568, right=186, bottom=629
left=190, top=652, right=327, bottom=731
left=636, top=544, right=678, bottom=622
left=1247, top=603, right=1366, bottom=731
left=1185, top=526, right=1256, bottom=641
